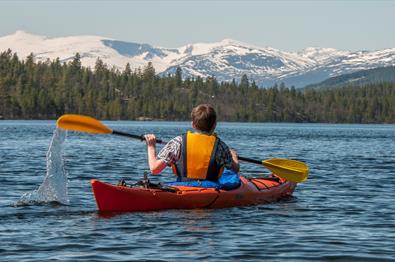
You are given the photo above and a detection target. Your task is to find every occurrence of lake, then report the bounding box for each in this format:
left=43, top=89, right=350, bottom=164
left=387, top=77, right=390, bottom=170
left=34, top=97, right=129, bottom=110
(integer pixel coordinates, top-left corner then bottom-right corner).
left=1, top=121, right=394, bottom=261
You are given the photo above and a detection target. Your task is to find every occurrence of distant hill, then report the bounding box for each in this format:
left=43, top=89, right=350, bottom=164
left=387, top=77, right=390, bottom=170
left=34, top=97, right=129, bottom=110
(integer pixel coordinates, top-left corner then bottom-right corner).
left=1, top=31, right=395, bottom=87
left=305, top=66, right=395, bottom=89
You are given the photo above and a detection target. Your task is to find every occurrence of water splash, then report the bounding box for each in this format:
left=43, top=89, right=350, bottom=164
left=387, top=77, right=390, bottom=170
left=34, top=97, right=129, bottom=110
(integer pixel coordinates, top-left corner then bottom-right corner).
left=18, top=128, right=69, bottom=205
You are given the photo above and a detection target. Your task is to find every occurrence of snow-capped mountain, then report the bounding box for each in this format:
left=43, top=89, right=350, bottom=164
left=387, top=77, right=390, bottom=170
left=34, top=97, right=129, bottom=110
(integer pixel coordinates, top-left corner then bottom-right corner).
left=1, top=31, right=394, bottom=87
left=0, top=30, right=179, bottom=72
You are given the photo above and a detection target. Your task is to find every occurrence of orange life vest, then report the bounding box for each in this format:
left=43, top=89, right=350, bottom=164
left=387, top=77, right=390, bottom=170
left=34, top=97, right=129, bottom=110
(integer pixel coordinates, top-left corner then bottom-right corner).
left=172, top=131, right=224, bottom=181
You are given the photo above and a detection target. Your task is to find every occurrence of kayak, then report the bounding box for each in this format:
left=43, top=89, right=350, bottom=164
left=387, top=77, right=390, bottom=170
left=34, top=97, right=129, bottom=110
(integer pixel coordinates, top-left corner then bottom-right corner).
left=91, top=175, right=296, bottom=212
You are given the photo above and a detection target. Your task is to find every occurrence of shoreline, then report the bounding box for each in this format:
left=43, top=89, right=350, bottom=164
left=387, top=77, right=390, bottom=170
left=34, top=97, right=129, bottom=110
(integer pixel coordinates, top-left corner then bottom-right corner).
left=0, top=119, right=394, bottom=125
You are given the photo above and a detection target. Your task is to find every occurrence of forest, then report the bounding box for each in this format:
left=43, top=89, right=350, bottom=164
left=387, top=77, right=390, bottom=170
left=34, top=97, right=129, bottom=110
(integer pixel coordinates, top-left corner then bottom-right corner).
left=0, top=49, right=394, bottom=123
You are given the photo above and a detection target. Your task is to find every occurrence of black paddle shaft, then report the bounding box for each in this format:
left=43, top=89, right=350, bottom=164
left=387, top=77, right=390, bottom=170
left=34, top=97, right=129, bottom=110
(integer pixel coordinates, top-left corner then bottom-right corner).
left=238, top=156, right=262, bottom=165
left=112, top=130, right=164, bottom=144
left=113, top=130, right=259, bottom=162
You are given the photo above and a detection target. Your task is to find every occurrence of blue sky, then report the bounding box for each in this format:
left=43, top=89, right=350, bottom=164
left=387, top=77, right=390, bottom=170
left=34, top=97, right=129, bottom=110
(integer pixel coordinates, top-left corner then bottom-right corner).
left=0, top=0, right=394, bottom=51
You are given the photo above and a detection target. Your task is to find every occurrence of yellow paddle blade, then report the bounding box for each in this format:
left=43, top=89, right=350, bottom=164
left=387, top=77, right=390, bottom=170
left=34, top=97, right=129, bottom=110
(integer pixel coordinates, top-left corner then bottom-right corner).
left=56, top=114, right=112, bottom=134
left=262, top=158, right=309, bottom=183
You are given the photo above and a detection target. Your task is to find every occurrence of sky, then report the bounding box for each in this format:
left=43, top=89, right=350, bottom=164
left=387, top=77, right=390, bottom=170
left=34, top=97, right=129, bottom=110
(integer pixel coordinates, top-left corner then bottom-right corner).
left=0, top=0, right=394, bottom=52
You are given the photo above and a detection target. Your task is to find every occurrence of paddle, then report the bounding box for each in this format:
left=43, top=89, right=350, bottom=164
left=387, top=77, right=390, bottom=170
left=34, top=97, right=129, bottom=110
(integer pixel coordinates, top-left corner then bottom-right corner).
left=56, top=114, right=164, bottom=144
left=56, top=114, right=309, bottom=183
left=237, top=156, right=308, bottom=183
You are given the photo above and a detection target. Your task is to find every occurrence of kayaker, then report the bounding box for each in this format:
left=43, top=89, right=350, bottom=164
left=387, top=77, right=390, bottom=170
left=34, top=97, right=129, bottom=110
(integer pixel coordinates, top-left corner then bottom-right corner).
left=144, top=104, right=239, bottom=182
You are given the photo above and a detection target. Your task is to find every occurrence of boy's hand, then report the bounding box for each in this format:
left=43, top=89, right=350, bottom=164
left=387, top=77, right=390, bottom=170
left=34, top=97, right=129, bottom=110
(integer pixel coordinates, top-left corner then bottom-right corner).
left=230, top=149, right=240, bottom=173
left=230, top=149, right=238, bottom=161
left=144, top=134, right=156, bottom=147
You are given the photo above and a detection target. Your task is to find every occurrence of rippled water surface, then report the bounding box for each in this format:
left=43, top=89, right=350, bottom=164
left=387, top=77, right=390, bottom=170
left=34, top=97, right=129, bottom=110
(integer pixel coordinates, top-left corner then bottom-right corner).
left=1, top=121, right=394, bottom=261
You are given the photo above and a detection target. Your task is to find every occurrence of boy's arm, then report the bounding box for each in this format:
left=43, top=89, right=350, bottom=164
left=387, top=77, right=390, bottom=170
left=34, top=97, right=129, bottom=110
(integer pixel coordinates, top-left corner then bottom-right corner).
left=217, top=140, right=240, bottom=173
left=230, top=149, right=240, bottom=173
left=145, top=134, right=167, bottom=174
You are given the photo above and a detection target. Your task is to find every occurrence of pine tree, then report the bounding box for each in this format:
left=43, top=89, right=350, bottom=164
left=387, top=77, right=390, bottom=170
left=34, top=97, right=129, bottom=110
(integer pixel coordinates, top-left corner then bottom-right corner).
left=175, top=67, right=182, bottom=87
left=0, top=50, right=394, bottom=123
left=240, top=74, right=249, bottom=88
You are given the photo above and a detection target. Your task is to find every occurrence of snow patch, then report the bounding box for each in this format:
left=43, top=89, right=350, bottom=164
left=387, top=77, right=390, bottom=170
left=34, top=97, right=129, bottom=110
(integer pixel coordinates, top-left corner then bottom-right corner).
left=1, top=31, right=395, bottom=87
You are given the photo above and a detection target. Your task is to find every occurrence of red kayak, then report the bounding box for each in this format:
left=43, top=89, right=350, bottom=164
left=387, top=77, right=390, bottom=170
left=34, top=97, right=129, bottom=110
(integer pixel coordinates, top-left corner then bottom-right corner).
left=91, top=175, right=296, bottom=212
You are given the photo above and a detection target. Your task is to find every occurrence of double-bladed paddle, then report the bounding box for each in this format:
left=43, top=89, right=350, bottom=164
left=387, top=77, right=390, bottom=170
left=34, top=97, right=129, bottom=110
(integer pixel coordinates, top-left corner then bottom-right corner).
left=56, top=114, right=309, bottom=183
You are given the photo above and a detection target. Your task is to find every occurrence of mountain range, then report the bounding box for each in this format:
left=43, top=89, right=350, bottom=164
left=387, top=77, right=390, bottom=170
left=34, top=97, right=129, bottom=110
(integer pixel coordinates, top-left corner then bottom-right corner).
left=1, top=31, right=394, bottom=87
left=305, top=66, right=395, bottom=89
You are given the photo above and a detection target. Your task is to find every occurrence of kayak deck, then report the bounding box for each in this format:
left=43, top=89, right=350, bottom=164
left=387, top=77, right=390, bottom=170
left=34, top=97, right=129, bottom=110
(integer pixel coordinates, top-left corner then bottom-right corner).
left=91, top=176, right=296, bottom=212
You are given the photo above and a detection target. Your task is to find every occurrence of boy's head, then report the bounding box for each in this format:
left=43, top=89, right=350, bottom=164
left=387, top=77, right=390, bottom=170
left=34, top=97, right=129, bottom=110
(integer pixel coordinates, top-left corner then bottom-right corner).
left=191, top=104, right=217, bottom=133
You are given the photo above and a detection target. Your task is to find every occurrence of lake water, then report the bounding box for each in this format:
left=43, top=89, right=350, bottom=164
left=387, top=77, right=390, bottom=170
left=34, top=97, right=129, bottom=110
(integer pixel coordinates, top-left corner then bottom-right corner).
left=1, top=121, right=394, bottom=261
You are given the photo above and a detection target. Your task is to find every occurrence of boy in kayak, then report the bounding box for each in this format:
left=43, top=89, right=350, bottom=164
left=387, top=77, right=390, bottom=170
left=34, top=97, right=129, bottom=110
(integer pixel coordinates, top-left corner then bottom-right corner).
left=144, top=104, right=239, bottom=182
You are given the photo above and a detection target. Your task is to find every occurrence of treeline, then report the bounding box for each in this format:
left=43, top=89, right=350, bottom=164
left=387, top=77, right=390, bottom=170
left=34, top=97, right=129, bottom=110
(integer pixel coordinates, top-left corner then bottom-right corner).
left=0, top=50, right=394, bottom=123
